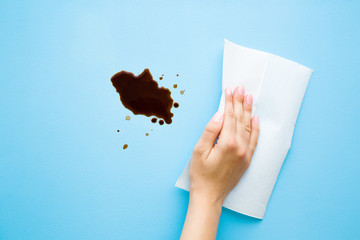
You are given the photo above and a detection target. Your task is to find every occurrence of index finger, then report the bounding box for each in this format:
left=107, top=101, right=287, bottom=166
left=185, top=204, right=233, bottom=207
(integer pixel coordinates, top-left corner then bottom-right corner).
left=219, top=88, right=235, bottom=141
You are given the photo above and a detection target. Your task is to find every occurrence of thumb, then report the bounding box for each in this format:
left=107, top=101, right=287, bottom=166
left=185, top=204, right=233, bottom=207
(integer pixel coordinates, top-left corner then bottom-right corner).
left=194, top=112, right=224, bottom=157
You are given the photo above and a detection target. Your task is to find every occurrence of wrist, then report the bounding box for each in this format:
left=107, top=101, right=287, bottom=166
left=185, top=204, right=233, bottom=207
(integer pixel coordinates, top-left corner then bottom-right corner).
left=189, top=191, right=223, bottom=215
left=180, top=191, right=223, bottom=240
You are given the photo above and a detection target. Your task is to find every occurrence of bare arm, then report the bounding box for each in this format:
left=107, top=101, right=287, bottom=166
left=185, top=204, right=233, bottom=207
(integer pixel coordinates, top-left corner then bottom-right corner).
left=180, top=86, right=260, bottom=240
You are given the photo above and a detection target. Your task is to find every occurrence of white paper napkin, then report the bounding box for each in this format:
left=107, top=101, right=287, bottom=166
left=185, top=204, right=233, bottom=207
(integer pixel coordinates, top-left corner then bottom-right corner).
left=175, top=40, right=313, bottom=219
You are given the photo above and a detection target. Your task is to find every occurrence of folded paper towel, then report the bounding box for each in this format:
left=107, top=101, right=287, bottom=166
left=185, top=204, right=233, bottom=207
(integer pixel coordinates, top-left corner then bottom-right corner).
left=175, top=39, right=313, bottom=219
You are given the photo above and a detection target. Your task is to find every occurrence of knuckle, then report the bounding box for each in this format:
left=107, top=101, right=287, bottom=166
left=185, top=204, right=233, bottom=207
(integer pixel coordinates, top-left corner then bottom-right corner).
left=226, top=138, right=237, bottom=151
left=193, top=144, right=203, bottom=156
left=236, top=117, right=245, bottom=126
left=204, top=123, right=220, bottom=135
left=244, top=102, right=252, bottom=110
left=226, top=107, right=234, bottom=116
left=205, top=122, right=218, bottom=133
left=217, top=142, right=227, bottom=152
left=234, top=94, right=243, bottom=102
left=250, top=134, right=259, bottom=146
left=237, top=148, right=246, bottom=158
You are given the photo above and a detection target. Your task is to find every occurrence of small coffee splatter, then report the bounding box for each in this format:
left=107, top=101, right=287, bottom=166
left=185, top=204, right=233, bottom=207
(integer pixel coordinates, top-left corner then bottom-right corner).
left=176, top=74, right=179, bottom=77
left=123, top=144, right=128, bottom=149
left=111, top=69, right=174, bottom=124
left=159, top=120, right=164, bottom=125
left=126, top=116, right=130, bottom=120
left=162, top=74, right=164, bottom=76
left=145, top=133, right=149, bottom=136
left=174, top=102, right=179, bottom=108
left=180, top=90, right=185, bottom=95
left=117, top=130, right=120, bottom=132
left=159, top=77, right=163, bottom=80
left=173, top=84, right=177, bottom=88
left=151, top=118, right=157, bottom=123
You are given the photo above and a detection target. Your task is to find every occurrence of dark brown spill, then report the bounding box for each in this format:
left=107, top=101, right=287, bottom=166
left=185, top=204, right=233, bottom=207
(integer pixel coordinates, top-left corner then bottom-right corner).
left=180, top=90, right=185, bottom=95
left=111, top=69, right=174, bottom=124
left=123, top=144, right=128, bottom=149
left=174, top=102, right=179, bottom=108
left=146, top=133, right=149, bottom=136
left=126, top=116, right=130, bottom=120
left=159, top=77, right=163, bottom=80
left=176, top=74, right=179, bottom=77
left=159, top=120, right=164, bottom=125
left=151, top=118, right=157, bottom=123
left=117, top=130, right=120, bottom=132
left=173, top=84, right=178, bottom=88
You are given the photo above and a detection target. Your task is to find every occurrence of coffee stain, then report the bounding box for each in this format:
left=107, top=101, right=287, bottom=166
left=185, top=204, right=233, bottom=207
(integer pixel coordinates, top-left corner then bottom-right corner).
left=126, top=116, right=130, bottom=120
left=173, top=84, right=177, bottom=88
left=174, top=102, right=179, bottom=108
left=111, top=69, right=174, bottom=124
left=123, top=144, right=128, bottom=149
left=180, top=90, right=185, bottom=95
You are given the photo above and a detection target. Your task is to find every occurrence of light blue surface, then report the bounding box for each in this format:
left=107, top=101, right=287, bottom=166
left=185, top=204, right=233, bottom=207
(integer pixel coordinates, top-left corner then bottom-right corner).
left=1, top=1, right=360, bottom=239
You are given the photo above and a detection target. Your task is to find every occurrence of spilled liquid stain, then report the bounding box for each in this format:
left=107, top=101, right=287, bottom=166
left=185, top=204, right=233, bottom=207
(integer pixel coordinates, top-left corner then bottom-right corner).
left=174, top=102, right=179, bottom=108
left=180, top=90, right=185, bottom=95
left=111, top=69, right=174, bottom=124
left=173, top=84, right=178, bottom=89
left=123, top=144, right=128, bottom=149
left=151, top=118, right=157, bottom=123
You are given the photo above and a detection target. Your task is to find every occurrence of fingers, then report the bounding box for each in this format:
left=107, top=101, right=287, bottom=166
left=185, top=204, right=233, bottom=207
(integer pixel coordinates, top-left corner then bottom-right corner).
left=220, top=88, right=236, bottom=141
left=194, top=111, right=224, bottom=157
left=248, top=116, right=260, bottom=158
left=233, top=86, right=245, bottom=143
left=243, top=94, right=253, bottom=142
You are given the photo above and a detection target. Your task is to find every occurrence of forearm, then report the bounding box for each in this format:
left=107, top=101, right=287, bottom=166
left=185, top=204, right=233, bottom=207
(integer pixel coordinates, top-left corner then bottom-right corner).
left=180, top=193, right=223, bottom=240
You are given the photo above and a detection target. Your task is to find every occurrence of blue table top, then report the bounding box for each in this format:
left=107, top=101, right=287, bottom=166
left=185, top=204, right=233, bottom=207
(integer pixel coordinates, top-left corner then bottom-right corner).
left=1, top=1, right=359, bottom=239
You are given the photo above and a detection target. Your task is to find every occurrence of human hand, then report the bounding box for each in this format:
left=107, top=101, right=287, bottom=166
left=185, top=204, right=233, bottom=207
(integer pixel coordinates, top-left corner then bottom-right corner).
left=180, top=86, right=260, bottom=240
left=189, top=86, right=260, bottom=206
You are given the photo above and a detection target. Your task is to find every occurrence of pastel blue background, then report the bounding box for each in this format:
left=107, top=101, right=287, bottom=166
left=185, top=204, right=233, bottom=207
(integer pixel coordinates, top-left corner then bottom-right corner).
left=1, top=1, right=359, bottom=239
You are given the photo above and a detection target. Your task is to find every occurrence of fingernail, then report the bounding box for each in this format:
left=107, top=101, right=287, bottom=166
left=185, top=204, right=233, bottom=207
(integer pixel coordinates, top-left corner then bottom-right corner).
left=254, top=116, right=259, bottom=125
left=225, top=88, right=232, bottom=95
left=212, top=111, right=223, bottom=122
left=246, top=94, right=253, bottom=104
left=238, top=86, right=245, bottom=95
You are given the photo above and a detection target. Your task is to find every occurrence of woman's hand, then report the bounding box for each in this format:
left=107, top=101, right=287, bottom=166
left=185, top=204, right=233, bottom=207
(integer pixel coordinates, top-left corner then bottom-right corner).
left=180, top=86, right=259, bottom=240
left=190, top=86, right=259, bottom=205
